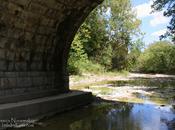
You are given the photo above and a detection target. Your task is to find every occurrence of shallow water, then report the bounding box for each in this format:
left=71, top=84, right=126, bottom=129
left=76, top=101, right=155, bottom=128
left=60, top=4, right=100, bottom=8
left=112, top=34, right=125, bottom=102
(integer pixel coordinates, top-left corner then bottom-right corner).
left=14, top=78, right=175, bottom=130
left=16, top=102, right=175, bottom=130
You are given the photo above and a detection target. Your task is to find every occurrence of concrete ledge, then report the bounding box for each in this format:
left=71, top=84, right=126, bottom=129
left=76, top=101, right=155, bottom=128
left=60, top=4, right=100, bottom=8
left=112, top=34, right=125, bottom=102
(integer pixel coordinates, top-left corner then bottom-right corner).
left=0, top=91, right=93, bottom=120
left=0, top=89, right=62, bottom=104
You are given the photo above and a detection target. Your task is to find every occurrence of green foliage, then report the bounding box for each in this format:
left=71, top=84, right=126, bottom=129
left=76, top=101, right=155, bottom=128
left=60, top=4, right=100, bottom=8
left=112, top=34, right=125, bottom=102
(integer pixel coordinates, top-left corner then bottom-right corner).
left=83, top=8, right=113, bottom=69
left=151, top=0, right=175, bottom=42
left=68, top=0, right=174, bottom=75
left=68, top=34, right=88, bottom=75
left=137, top=41, right=175, bottom=73
left=68, top=33, right=105, bottom=75
left=81, top=61, right=105, bottom=74
left=68, top=0, right=142, bottom=74
left=127, top=36, right=145, bottom=71
left=106, top=0, right=141, bottom=70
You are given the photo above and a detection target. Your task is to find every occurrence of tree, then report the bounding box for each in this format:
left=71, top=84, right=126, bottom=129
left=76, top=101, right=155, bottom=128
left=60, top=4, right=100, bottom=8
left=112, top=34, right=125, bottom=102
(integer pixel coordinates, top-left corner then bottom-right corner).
left=151, top=0, right=175, bottom=42
left=127, top=35, right=145, bottom=71
left=137, top=41, right=175, bottom=73
left=68, top=34, right=89, bottom=74
left=68, top=0, right=142, bottom=73
left=106, top=0, right=141, bottom=70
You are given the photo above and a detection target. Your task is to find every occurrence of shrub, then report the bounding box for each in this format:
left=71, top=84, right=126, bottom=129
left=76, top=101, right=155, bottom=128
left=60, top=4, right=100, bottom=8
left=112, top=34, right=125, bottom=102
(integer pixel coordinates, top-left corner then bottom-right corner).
left=68, top=35, right=105, bottom=75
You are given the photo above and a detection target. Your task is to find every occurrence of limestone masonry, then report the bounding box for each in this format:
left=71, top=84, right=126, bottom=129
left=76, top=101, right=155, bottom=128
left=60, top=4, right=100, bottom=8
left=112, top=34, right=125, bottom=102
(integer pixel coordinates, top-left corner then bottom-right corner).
left=0, top=0, right=103, bottom=100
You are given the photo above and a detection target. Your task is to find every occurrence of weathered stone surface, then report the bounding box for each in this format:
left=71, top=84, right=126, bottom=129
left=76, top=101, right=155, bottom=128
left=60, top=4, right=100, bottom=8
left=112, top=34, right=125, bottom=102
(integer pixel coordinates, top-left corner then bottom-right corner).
left=0, top=0, right=103, bottom=100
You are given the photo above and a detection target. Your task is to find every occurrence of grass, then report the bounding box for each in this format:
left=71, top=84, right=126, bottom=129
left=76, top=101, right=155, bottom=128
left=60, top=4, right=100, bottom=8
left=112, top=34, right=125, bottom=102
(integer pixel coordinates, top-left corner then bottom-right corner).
left=70, top=80, right=114, bottom=90
left=70, top=70, right=129, bottom=83
left=106, top=70, right=129, bottom=76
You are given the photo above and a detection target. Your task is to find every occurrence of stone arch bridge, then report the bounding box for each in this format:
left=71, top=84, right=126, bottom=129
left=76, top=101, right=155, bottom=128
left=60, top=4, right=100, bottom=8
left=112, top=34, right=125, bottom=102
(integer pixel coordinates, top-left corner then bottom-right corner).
left=0, top=0, right=103, bottom=119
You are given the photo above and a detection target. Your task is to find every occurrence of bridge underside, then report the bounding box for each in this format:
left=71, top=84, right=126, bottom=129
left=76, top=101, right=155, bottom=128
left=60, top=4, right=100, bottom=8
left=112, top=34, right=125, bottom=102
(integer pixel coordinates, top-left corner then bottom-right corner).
left=0, top=0, right=103, bottom=119
left=0, top=0, right=102, bottom=100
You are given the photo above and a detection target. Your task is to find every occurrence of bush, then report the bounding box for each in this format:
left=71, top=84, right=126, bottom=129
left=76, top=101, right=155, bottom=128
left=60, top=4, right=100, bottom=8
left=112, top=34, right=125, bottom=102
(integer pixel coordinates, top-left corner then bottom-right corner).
left=68, top=60, right=105, bottom=75
left=68, top=34, right=105, bottom=75
left=82, top=61, right=105, bottom=74
left=137, top=41, right=175, bottom=74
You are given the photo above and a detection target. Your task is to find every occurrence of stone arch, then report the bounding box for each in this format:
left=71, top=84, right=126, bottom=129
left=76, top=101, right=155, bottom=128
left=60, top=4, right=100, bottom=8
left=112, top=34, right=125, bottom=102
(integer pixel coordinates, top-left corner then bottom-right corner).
left=0, top=0, right=103, bottom=102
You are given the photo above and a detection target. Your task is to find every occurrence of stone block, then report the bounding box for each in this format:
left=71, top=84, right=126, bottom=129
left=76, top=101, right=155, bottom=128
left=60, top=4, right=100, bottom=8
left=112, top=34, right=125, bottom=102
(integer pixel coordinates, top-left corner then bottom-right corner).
left=0, top=36, right=7, bottom=48
left=0, top=91, right=93, bottom=120
left=16, top=77, right=32, bottom=88
left=0, top=48, right=5, bottom=59
left=8, top=2, right=24, bottom=15
left=14, top=62, right=26, bottom=71
left=0, top=23, right=9, bottom=37
left=18, top=71, right=28, bottom=77
left=28, top=2, right=47, bottom=15
left=5, top=50, right=14, bottom=61
left=35, top=0, right=62, bottom=9
left=7, top=78, right=17, bottom=88
left=0, top=61, right=6, bottom=71
left=0, top=1, right=8, bottom=10
left=32, top=76, right=45, bottom=87
left=4, top=72, right=18, bottom=78
left=10, top=0, right=31, bottom=7
left=0, top=78, right=10, bottom=89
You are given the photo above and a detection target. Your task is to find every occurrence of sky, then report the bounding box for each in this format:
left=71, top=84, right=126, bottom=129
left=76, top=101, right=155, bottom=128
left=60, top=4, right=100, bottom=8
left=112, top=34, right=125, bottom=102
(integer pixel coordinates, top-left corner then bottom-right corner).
left=131, top=0, right=170, bottom=46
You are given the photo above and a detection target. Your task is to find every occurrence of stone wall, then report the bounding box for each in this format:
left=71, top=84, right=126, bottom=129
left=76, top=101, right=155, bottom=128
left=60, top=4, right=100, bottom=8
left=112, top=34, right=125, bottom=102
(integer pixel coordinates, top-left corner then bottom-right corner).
left=0, top=0, right=103, bottom=99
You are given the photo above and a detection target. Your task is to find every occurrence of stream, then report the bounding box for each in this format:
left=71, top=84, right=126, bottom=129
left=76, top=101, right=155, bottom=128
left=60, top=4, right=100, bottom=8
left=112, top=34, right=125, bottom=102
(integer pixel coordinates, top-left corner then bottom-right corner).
left=14, top=76, right=175, bottom=130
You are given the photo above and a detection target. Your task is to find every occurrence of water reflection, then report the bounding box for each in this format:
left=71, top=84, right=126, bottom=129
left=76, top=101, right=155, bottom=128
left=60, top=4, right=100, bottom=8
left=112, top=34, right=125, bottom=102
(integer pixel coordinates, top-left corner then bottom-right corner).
left=16, top=101, right=175, bottom=130
left=14, top=77, right=175, bottom=130
left=70, top=104, right=175, bottom=130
